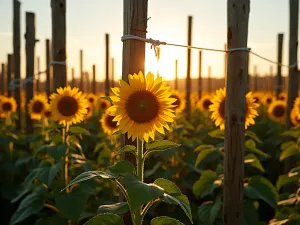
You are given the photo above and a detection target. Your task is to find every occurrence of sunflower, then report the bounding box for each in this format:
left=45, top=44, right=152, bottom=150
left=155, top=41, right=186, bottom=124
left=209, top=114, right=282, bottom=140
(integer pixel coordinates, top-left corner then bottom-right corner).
left=85, top=104, right=93, bottom=119
left=197, top=95, right=212, bottom=111
left=0, top=97, right=17, bottom=115
left=268, top=100, right=286, bottom=124
left=108, top=71, right=176, bottom=142
left=170, top=90, right=186, bottom=114
left=290, top=108, right=300, bottom=126
left=262, top=93, right=276, bottom=107
left=50, top=86, right=88, bottom=126
left=28, top=94, right=49, bottom=120
left=99, top=98, right=111, bottom=111
left=86, top=93, right=97, bottom=105
left=252, top=92, right=263, bottom=104
left=278, top=92, right=287, bottom=101
left=292, top=96, right=300, bottom=119
left=100, top=112, right=119, bottom=135
left=209, top=88, right=259, bottom=130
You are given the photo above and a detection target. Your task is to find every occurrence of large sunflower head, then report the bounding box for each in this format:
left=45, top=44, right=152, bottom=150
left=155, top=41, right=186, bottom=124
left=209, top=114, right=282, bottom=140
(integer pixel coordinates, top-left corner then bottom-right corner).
left=209, top=88, right=259, bottom=130
left=268, top=100, right=286, bottom=124
left=108, top=71, right=176, bottom=142
left=0, top=97, right=17, bottom=115
left=50, top=86, right=88, bottom=126
left=197, top=95, right=212, bottom=111
left=290, top=108, right=300, bottom=127
left=28, top=94, right=49, bottom=120
left=262, top=93, right=276, bottom=107
left=100, top=112, right=119, bottom=135
left=170, top=90, right=186, bottom=114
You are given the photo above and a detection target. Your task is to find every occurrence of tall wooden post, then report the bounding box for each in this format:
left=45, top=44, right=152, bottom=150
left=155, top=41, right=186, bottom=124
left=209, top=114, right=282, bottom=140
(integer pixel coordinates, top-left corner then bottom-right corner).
left=79, top=50, right=83, bottom=91
left=45, top=39, right=51, bottom=95
left=253, top=65, right=258, bottom=92
left=0, top=64, right=5, bottom=94
left=7, top=54, right=13, bottom=97
left=276, top=33, right=284, bottom=98
left=105, top=33, right=110, bottom=96
left=36, top=57, right=40, bottom=92
left=224, top=1, right=250, bottom=225
left=175, top=59, right=178, bottom=90
left=198, top=51, right=202, bottom=99
left=208, top=65, right=212, bottom=93
left=25, top=12, right=36, bottom=134
left=51, top=0, right=67, bottom=91
left=185, top=16, right=192, bottom=121
left=122, top=1, right=148, bottom=223
left=71, top=68, right=75, bottom=87
left=13, top=0, right=21, bottom=129
left=111, top=58, right=115, bottom=87
left=92, top=65, right=96, bottom=94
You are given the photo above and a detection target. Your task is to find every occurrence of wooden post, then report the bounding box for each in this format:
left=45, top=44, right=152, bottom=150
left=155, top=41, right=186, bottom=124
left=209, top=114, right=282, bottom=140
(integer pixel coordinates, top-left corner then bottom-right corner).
left=105, top=33, right=110, bottom=96
left=45, top=39, right=51, bottom=95
left=36, top=57, right=40, bottom=92
left=253, top=65, right=257, bottom=92
left=246, top=50, right=250, bottom=91
left=111, top=58, right=115, bottom=87
left=71, top=68, right=75, bottom=87
left=224, top=1, right=250, bottom=225
left=51, top=0, right=67, bottom=90
left=7, top=54, right=13, bottom=97
left=13, top=0, right=21, bottom=129
left=198, top=51, right=202, bottom=99
left=175, top=59, right=178, bottom=90
left=92, top=65, right=96, bottom=93
left=79, top=50, right=83, bottom=91
left=122, top=1, right=148, bottom=223
left=276, top=33, right=284, bottom=98
left=25, top=12, right=36, bottom=134
left=208, top=65, right=212, bottom=93
left=0, top=64, right=5, bottom=94
left=185, top=16, right=192, bottom=121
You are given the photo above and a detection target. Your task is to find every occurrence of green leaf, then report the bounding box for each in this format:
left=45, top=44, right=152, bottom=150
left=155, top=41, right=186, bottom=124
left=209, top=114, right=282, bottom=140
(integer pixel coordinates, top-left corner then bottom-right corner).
left=48, top=144, right=68, bottom=160
left=210, top=194, right=221, bottom=224
left=10, top=186, right=47, bottom=225
left=194, top=144, right=216, bottom=152
left=208, top=129, right=224, bottom=139
left=84, top=213, right=124, bottom=225
left=117, top=145, right=136, bottom=155
left=97, top=202, right=129, bottom=215
left=198, top=201, right=214, bottom=225
left=108, top=160, right=136, bottom=176
left=195, top=149, right=220, bottom=167
left=193, top=170, right=218, bottom=198
left=62, top=171, right=116, bottom=192
left=276, top=174, right=300, bottom=191
left=245, top=154, right=265, bottom=172
left=281, top=141, right=296, bottom=151
left=154, top=178, right=193, bottom=224
left=245, top=176, right=278, bottom=209
left=280, top=145, right=300, bottom=161
left=245, top=139, right=271, bottom=158
left=282, top=129, right=300, bottom=138
left=48, top=162, right=62, bottom=185
left=245, top=130, right=262, bottom=143
left=151, top=216, right=184, bottom=225
left=146, top=140, right=180, bottom=151
left=68, top=126, right=91, bottom=136
left=243, top=201, right=259, bottom=225
left=123, top=174, right=164, bottom=210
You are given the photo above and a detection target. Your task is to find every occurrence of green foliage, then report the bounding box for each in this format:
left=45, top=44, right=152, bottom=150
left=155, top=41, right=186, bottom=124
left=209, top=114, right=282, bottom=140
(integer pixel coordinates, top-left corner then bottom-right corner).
left=84, top=213, right=124, bottom=225
left=151, top=216, right=184, bottom=225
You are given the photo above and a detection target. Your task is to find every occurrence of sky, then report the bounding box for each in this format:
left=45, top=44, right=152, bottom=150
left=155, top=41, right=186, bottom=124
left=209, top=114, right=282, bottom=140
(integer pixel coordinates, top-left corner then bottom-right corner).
left=0, top=0, right=299, bottom=82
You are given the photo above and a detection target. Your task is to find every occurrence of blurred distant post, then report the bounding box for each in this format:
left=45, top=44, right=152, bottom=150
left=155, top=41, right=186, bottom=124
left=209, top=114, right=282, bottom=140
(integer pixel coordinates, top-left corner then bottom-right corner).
left=36, top=57, right=40, bottom=92
left=79, top=50, right=83, bottom=91
left=71, top=68, right=75, bottom=87
left=185, top=16, right=192, bottom=121
left=175, top=59, right=178, bottom=90
left=276, top=33, right=284, bottom=98
left=111, top=57, right=115, bottom=88
left=46, top=39, right=51, bottom=95
left=92, top=65, right=96, bottom=94
left=269, top=65, right=273, bottom=92
left=208, top=65, right=211, bottom=93
left=253, top=65, right=257, bottom=92
left=105, top=33, right=110, bottom=96
left=0, top=64, right=5, bottom=95
left=198, top=51, right=202, bottom=99
left=7, top=54, right=14, bottom=97
left=156, top=46, right=160, bottom=78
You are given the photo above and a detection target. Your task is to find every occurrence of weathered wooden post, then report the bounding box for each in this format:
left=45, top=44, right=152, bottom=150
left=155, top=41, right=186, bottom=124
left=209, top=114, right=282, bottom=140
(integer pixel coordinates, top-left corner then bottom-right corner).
left=224, top=1, right=250, bottom=225
left=185, top=16, right=192, bottom=121
left=36, top=57, right=40, bottom=92
left=92, top=65, right=96, bottom=94
left=51, top=0, right=67, bottom=90
left=25, top=12, right=36, bottom=134
left=276, top=33, right=284, bottom=98
left=122, top=1, right=148, bottom=223
left=79, top=50, right=83, bottom=91
left=105, top=33, right=110, bottom=96
left=111, top=58, right=115, bottom=87
left=175, top=59, right=178, bottom=90
left=198, top=51, right=202, bottom=98
left=253, top=65, right=258, bottom=92
left=45, top=39, right=51, bottom=95
left=13, top=0, right=21, bottom=129
left=0, top=64, right=5, bottom=94
left=208, top=65, right=212, bottom=93
left=7, top=54, right=14, bottom=97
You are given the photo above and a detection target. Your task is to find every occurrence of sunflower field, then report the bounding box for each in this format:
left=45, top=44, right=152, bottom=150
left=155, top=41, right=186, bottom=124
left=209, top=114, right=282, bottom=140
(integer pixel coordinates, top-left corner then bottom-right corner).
left=0, top=69, right=299, bottom=225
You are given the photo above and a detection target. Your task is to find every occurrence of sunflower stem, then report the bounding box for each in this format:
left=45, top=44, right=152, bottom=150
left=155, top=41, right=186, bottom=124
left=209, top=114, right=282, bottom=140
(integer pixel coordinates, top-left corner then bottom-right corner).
left=133, top=137, right=144, bottom=225
left=62, top=123, right=70, bottom=192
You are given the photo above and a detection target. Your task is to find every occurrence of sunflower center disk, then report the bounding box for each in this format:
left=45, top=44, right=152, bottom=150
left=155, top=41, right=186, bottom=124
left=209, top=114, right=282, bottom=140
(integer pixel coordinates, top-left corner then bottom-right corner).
left=32, top=101, right=44, bottom=113
left=273, top=105, right=285, bottom=117
left=203, top=99, right=212, bottom=110
left=88, top=98, right=94, bottom=103
left=266, top=98, right=272, bottom=104
left=57, top=96, right=79, bottom=117
left=170, top=95, right=180, bottom=109
left=2, top=102, right=12, bottom=111
left=218, top=99, right=226, bottom=119
left=126, top=91, right=159, bottom=123
left=106, top=115, right=118, bottom=128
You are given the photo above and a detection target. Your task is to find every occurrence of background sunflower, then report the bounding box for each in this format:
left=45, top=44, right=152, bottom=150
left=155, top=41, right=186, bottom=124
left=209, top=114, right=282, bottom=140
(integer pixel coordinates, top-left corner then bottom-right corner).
left=268, top=100, right=286, bottom=124
left=170, top=90, right=186, bottom=114
left=0, top=97, right=17, bottom=115
left=28, top=94, right=49, bottom=120
left=100, top=112, right=119, bottom=135
left=197, top=95, right=212, bottom=111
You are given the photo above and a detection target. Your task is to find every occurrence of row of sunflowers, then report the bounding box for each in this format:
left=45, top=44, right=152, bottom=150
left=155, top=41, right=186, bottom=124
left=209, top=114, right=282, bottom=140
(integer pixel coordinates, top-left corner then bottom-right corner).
left=0, top=71, right=300, bottom=224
